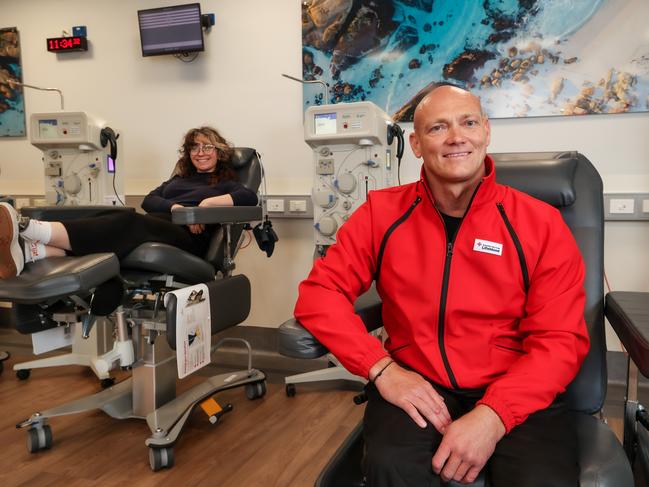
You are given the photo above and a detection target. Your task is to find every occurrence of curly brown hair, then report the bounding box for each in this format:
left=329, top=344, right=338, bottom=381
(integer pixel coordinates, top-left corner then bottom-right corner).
left=174, top=126, right=236, bottom=183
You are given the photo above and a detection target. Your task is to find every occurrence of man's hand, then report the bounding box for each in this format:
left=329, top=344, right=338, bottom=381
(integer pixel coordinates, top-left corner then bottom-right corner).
left=432, top=404, right=505, bottom=484
left=371, top=358, right=451, bottom=433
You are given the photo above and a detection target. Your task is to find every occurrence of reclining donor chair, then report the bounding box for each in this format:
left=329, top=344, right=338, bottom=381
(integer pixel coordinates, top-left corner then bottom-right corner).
left=280, top=151, right=634, bottom=486
left=0, top=147, right=267, bottom=471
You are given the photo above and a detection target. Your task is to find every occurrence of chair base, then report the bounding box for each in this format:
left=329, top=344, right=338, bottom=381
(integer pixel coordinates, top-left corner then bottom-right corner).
left=17, top=367, right=266, bottom=469
left=13, top=319, right=114, bottom=380
left=284, top=354, right=366, bottom=390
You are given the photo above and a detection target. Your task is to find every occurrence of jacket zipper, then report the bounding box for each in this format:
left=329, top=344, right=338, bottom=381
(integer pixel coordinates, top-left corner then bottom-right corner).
left=496, top=203, right=530, bottom=292
left=437, top=239, right=459, bottom=388
left=433, top=182, right=482, bottom=390
left=375, top=196, right=422, bottom=282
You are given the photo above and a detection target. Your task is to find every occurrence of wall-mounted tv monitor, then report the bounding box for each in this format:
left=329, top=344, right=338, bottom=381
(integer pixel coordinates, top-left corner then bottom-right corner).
left=138, top=3, right=204, bottom=57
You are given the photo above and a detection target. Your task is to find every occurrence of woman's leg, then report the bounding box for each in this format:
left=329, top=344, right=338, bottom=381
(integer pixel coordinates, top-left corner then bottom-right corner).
left=23, top=240, right=66, bottom=262
left=20, top=219, right=71, bottom=250
left=46, top=222, right=71, bottom=250
left=62, top=211, right=205, bottom=258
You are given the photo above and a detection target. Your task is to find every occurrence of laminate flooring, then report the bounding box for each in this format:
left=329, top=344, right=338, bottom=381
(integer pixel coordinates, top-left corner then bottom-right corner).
left=0, top=354, right=364, bottom=487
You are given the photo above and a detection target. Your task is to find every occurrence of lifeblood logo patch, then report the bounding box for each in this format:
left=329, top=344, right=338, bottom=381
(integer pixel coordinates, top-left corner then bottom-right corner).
left=473, top=238, right=503, bottom=256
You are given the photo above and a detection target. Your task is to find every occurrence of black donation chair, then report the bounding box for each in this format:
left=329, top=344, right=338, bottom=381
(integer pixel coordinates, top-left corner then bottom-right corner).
left=0, top=148, right=268, bottom=471
left=280, top=151, right=633, bottom=487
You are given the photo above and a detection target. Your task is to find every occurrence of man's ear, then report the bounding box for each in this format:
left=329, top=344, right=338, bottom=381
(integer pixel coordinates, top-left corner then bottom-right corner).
left=484, top=116, right=491, bottom=147
left=409, top=131, right=422, bottom=158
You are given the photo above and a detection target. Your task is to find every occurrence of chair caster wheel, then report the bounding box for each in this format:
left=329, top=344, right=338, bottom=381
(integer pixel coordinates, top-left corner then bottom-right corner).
left=149, top=446, right=174, bottom=471
left=245, top=380, right=266, bottom=400
left=286, top=383, right=296, bottom=397
left=353, top=391, right=368, bottom=405
left=100, top=378, right=115, bottom=389
left=27, top=425, right=53, bottom=453
left=16, top=369, right=31, bottom=380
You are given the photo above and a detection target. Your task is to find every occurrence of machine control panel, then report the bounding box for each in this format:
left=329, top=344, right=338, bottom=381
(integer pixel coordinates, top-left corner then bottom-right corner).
left=305, top=102, right=402, bottom=251
left=29, top=112, right=123, bottom=206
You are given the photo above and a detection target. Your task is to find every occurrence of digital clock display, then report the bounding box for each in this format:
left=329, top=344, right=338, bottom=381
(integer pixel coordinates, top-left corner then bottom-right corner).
left=46, top=36, right=88, bottom=52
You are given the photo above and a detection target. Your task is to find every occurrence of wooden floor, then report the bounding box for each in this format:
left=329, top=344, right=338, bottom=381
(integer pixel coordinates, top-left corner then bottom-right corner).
left=0, top=355, right=364, bottom=487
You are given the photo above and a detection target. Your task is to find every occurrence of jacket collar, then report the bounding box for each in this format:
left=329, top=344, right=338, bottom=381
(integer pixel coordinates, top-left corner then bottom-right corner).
left=416, top=155, right=500, bottom=210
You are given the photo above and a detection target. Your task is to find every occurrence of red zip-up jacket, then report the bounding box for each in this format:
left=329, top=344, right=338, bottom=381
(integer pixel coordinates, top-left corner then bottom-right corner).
left=295, top=156, right=589, bottom=433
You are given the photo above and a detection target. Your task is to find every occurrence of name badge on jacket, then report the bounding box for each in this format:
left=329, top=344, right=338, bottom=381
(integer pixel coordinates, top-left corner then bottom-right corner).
left=473, top=238, right=503, bottom=256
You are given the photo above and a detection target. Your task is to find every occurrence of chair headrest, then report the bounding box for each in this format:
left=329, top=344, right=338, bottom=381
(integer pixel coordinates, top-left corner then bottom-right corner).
left=495, top=157, right=577, bottom=208
left=231, top=147, right=256, bottom=170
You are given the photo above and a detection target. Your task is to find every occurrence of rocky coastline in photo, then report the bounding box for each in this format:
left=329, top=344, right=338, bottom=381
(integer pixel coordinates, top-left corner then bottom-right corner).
left=300, top=0, right=649, bottom=119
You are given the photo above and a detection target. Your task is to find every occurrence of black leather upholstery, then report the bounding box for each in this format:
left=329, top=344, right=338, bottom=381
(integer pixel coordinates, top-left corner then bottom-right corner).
left=21, top=206, right=134, bottom=221
left=494, top=156, right=577, bottom=207
left=165, top=274, right=251, bottom=350
left=492, top=151, right=607, bottom=416
left=279, top=287, right=382, bottom=359
left=121, top=242, right=214, bottom=284
left=123, top=147, right=262, bottom=276
left=311, top=151, right=632, bottom=487
left=0, top=253, right=119, bottom=304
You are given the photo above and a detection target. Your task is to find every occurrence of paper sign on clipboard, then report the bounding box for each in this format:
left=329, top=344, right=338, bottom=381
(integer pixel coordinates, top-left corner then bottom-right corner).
left=164, top=284, right=211, bottom=379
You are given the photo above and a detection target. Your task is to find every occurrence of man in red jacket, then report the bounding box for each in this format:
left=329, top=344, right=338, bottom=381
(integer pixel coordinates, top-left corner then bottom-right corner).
left=295, top=84, right=589, bottom=486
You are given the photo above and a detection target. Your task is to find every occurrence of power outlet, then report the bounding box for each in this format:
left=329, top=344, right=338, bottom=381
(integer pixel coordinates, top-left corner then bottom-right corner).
left=15, top=198, right=30, bottom=209
left=267, top=199, right=285, bottom=212
left=289, top=199, right=307, bottom=212
left=604, top=193, right=649, bottom=220
left=609, top=198, right=634, bottom=214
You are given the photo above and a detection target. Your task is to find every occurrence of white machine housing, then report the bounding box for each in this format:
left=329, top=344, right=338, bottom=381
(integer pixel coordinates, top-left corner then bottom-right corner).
left=30, top=111, right=124, bottom=206
left=305, top=101, right=398, bottom=249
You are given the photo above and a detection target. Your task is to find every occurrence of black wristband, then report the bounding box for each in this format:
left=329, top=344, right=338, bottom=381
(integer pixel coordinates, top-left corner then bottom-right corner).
left=371, top=359, right=394, bottom=384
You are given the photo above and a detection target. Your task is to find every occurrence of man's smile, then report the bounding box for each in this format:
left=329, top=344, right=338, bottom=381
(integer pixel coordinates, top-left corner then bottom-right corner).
left=444, top=151, right=472, bottom=158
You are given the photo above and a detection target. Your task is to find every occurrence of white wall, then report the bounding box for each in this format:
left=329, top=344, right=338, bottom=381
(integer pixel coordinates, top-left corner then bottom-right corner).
left=1, top=0, right=648, bottom=349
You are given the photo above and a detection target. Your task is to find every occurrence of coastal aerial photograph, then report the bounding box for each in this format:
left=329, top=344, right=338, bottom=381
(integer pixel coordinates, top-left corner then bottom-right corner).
left=302, top=0, right=649, bottom=119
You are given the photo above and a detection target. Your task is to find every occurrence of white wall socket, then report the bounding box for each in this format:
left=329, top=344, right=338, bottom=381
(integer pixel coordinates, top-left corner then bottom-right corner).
left=609, top=198, right=635, bottom=214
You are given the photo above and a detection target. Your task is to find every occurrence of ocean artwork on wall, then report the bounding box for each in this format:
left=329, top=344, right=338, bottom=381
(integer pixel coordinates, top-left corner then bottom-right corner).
left=302, top=0, right=649, bottom=120
left=0, top=27, right=26, bottom=137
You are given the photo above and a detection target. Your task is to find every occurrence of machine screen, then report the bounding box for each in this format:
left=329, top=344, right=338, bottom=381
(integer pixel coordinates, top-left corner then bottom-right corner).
left=107, top=155, right=116, bottom=173
left=314, top=113, right=337, bottom=135
left=38, top=119, right=59, bottom=139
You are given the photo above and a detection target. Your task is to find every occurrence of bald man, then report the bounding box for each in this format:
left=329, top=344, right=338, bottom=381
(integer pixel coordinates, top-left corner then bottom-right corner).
left=295, top=85, right=589, bottom=486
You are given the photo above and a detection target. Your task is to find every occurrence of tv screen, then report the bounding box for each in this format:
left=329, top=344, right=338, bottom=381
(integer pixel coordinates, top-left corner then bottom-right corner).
left=138, top=3, right=204, bottom=57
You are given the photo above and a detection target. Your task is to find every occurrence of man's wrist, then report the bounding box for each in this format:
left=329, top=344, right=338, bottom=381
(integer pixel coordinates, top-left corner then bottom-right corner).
left=368, top=356, right=394, bottom=382
left=473, top=404, right=506, bottom=439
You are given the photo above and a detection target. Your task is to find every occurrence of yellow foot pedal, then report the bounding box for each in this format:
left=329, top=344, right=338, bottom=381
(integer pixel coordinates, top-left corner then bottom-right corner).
left=200, top=397, right=233, bottom=424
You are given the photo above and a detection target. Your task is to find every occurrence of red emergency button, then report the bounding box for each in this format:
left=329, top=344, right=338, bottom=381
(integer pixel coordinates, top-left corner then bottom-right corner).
left=343, top=123, right=348, bottom=129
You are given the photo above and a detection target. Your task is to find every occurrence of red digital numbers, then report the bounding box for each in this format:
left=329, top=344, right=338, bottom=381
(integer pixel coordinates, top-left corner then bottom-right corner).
left=46, top=36, right=88, bottom=52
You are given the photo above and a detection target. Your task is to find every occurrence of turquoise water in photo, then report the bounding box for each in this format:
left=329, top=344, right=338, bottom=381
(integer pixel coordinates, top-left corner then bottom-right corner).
left=0, top=62, right=26, bottom=137
left=302, top=0, right=649, bottom=119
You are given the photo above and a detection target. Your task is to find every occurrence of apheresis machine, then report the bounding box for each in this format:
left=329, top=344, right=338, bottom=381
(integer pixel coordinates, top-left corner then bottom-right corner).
left=30, top=112, right=123, bottom=206
left=305, top=101, right=404, bottom=254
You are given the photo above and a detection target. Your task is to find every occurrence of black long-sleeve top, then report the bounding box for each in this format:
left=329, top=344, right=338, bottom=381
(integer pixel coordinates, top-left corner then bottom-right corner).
left=141, top=173, right=258, bottom=214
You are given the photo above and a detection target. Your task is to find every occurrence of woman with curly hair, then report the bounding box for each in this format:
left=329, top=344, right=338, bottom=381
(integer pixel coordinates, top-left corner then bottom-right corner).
left=0, top=126, right=257, bottom=279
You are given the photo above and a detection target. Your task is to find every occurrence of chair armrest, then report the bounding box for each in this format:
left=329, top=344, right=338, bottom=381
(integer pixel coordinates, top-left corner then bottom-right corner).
left=172, top=206, right=262, bottom=225
left=21, top=206, right=134, bottom=221
left=605, top=291, right=649, bottom=376
left=278, top=288, right=383, bottom=359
